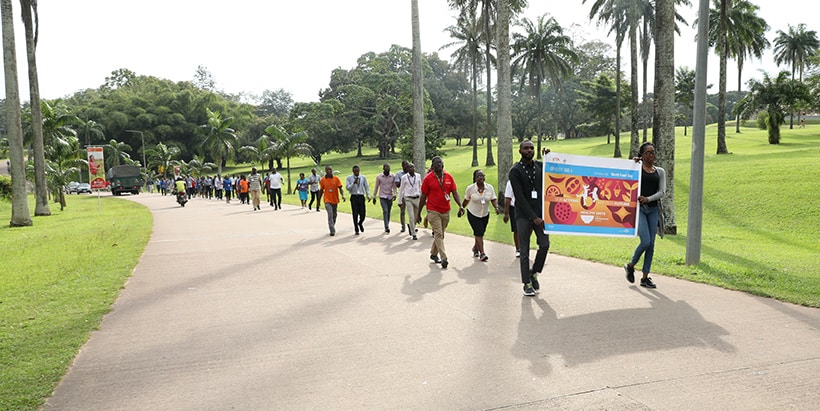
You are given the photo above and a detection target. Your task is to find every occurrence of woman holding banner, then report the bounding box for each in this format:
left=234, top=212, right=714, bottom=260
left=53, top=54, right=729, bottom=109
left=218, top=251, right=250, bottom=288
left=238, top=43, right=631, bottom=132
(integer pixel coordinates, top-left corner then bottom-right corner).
left=624, top=142, right=666, bottom=289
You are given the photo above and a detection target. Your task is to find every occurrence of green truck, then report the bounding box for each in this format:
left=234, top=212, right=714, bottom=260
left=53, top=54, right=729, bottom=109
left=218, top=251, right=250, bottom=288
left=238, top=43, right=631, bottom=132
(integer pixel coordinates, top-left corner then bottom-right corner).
left=106, top=165, right=143, bottom=196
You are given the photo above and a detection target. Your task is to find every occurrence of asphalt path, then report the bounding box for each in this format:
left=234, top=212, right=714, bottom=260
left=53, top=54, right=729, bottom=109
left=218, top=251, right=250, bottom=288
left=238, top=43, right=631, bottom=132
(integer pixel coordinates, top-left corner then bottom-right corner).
left=45, top=192, right=820, bottom=410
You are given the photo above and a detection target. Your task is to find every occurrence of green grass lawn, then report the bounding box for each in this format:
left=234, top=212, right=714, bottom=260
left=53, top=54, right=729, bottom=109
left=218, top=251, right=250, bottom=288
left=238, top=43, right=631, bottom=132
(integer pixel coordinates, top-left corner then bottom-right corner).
left=0, top=195, right=152, bottom=410
left=1, top=123, right=819, bottom=410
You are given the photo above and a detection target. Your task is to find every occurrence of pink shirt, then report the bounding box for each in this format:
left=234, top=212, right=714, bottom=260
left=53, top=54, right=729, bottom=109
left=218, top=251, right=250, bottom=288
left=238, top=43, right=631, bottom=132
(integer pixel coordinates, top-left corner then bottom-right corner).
left=374, top=173, right=397, bottom=199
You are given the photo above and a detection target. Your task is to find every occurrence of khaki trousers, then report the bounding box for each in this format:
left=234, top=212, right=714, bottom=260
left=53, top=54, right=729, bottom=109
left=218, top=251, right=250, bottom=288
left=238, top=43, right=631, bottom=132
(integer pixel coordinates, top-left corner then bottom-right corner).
left=427, top=210, right=450, bottom=260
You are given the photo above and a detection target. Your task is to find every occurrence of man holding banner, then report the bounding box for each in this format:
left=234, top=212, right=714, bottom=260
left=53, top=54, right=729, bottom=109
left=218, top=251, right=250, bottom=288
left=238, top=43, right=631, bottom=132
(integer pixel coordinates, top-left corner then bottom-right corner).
left=509, top=140, right=550, bottom=297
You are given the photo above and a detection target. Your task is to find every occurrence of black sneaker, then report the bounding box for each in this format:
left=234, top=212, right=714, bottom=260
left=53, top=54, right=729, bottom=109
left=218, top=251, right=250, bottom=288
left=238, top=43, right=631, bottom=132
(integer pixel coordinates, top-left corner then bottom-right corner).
left=430, top=255, right=441, bottom=264
left=412, top=235, right=418, bottom=240
left=479, top=253, right=488, bottom=262
left=523, top=283, right=536, bottom=297
left=624, top=264, right=635, bottom=284
left=640, top=277, right=656, bottom=288
left=531, top=273, right=540, bottom=293
left=441, top=259, right=449, bottom=268
left=472, top=246, right=480, bottom=257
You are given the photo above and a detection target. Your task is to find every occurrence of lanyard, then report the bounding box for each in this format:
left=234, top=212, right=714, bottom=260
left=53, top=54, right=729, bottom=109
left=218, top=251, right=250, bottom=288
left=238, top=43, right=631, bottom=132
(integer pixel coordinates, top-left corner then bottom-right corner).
left=520, top=161, right=537, bottom=190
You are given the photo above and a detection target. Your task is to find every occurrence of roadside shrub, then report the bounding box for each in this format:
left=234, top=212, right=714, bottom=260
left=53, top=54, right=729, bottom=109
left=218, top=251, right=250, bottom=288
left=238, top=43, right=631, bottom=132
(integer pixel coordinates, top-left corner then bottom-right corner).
left=756, top=110, right=768, bottom=130
left=0, top=175, right=11, bottom=200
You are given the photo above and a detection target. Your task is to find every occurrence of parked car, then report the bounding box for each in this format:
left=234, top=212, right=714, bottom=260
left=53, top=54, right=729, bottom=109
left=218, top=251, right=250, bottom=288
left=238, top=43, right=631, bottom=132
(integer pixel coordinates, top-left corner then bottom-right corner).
left=76, top=183, right=92, bottom=194
left=65, top=181, right=80, bottom=194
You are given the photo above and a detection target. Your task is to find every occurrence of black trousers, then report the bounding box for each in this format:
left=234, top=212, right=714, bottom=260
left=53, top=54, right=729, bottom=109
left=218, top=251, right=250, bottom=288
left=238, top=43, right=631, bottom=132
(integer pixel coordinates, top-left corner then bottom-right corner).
left=351, top=195, right=366, bottom=231
left=516, top=217, right=550, bottom=284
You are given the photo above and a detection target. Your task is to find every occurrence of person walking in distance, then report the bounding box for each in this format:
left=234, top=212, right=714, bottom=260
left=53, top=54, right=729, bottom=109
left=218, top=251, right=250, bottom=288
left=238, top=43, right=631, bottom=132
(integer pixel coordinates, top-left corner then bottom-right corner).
left=307, top=168, right=322, bottom=212
left=416, top=156, right=464, bottom=269
left=319, top=165, right=345, bottom=236
left=373, top=163, right=397, bottom=233
left=395, top=160, right=410, bottom=233
left=509, top=140, right=550, bottom=297
left=268, top=168, right=284, bottom=210
left=461, top=169, right=500, bottom=262
left=624, top=142, right=666, bottom=289
left=345, top=165, right=371, bottom=235
left=295, top=172, right=309, bottom=208
left=398, top=163, right=421, bottom=240
left=248, top=167, right=263, bottom=211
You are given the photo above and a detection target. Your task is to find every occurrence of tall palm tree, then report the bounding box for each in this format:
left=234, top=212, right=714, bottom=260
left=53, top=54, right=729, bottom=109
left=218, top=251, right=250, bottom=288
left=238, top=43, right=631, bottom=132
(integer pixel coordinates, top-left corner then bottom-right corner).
left=585, top=0, right=629, bottom=158
left=496, top=0, right=513, bottom=195
left=2, top=0, right=32, bottom=226
left=145, top=142, right=181, bottom=179
left=442, top=11, right=483, bottom=167
left=704, top=0, right=769, bottom=134
left=104, top=139, right=132, bottom=167
left=239, top=134, right=277, bottom=171
left=654, top=0, right=677, bottom=234
left=511, top=14, right=578, bottom=153
left=76, top=118, right=105, bottom=148
left=199, top=108, right=238, bottom=176
left=773, top=23, right=819, bottom=128
left=20, top=0, right=49, bottom=216
left=266, top=124, right=312, bottom=194
left=411, top=0, right=426, bottom=169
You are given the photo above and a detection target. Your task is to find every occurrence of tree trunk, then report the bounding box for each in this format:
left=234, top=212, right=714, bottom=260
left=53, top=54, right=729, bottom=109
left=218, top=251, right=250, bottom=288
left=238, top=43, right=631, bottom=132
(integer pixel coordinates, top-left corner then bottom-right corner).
left=735, top=61, right=743, bottom=133
left=629, top=5, right=640, bottom=158
left=496, top=0, right=512, bottom=195
left=21, top=0, right=49, bottom=216
left=483, top=1, right=494, bottom=167
left=653, top=0, right=676, bottom=235
left=2, top=0, right=33, bottom=226
left=716, top=0, right=729, bottom=154
left=411, top=0, right=426, bottom=169
left=471, top=57, right=479, bottom=167
left=613, top=36, right=623, bottom=158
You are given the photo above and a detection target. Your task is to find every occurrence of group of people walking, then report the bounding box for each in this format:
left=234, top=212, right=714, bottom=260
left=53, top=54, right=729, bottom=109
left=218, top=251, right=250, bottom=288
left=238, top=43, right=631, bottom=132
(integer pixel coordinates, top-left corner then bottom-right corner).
left=165, top=139, right=666, bottom=297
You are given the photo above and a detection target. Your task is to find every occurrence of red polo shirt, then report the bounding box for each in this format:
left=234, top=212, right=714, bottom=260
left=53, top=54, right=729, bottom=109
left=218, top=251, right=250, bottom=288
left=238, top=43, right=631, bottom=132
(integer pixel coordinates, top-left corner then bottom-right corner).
left=421, top=171, right=457, bottom=213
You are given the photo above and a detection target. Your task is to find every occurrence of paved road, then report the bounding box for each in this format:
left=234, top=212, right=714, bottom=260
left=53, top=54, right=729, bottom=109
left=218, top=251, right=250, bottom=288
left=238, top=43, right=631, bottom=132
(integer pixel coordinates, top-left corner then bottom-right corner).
left=45, top=193, right=820, bottom=410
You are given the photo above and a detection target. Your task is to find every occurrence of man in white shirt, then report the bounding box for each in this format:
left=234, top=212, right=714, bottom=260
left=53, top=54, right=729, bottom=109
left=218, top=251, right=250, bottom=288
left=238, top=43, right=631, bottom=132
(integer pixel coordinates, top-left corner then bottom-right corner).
left=397, top=163, right=421, bottom=240
left=345, top=165, right=371, bottom=235
left=268, top=168, right=284, bottom=210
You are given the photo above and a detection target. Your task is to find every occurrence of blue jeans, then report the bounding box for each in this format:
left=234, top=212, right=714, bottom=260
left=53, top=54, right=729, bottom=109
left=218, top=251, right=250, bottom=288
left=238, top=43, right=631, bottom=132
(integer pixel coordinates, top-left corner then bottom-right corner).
left=379, top=198, right=393, bottom=230
left=631, top=204, right=659, bottom=274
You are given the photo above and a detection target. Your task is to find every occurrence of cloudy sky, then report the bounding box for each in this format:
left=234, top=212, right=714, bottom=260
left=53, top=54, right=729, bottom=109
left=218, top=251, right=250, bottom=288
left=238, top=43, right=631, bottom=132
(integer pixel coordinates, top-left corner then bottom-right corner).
left=1, top=0, right=811, bottom=103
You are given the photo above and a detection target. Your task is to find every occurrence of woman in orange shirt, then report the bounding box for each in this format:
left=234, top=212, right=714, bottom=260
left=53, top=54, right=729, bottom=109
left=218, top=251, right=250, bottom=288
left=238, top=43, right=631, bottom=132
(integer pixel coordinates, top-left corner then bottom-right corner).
left=238, top=175, right=250, bottom=205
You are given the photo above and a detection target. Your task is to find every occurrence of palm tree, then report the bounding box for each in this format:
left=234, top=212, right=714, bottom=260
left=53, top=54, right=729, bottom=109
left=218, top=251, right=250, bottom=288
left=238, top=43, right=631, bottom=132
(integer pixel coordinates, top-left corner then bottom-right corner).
left=715, top=0, right=769, bottom=133
left=20, top=0, right=49, bottom=216
left=585, top=0, right=628, bottom=158
left=442, top=11, right=484, bottom=167
left=512, top=14, right=578, bottom=154
left=265, top=124, right=312, bottom=194
left=199, top=108, right=238, bottom=176
left=496, top=0, right=513, bottom=195
left=76, top=118, right=105, bottom=148
left=411, top=0, right=426, bottom=170
left=105, top=139, right=132, bottom=167
left=145, top=142, right=181, bottom=179
left=739, top=71, right=811, bottom=144
left=185, top=155, right=215, bottom=178
left=654, top=0, right=677, bottom=234
left=2, top=0, right=33, bottom=226
left=773, top=23, right=819, bottom=128
left=239, top=134, right=277, bottom=171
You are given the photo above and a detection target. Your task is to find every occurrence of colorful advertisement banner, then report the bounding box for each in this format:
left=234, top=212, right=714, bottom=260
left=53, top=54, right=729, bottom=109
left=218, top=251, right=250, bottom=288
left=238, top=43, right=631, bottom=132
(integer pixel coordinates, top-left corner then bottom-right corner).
left=87, top=146, right=107, bottom=189
left=543, top=152, right=641, bottom=237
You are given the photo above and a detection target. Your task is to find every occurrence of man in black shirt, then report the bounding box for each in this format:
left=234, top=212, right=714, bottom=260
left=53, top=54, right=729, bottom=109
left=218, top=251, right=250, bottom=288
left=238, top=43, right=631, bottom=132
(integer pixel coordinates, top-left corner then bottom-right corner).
left=508, top=140, right=550, bottom=296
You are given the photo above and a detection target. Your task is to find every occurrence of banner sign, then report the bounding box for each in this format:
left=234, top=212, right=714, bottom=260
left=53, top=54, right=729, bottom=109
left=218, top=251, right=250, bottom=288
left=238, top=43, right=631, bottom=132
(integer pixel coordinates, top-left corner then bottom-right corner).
left=88, top=146, right=107, bottom=189
left=543, top=152, right=641, bottom=237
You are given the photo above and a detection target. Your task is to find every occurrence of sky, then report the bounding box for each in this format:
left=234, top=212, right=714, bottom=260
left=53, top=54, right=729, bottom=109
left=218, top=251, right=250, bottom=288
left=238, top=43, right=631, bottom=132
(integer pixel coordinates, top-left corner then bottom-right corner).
left=1, top=0, right=813, bottom=104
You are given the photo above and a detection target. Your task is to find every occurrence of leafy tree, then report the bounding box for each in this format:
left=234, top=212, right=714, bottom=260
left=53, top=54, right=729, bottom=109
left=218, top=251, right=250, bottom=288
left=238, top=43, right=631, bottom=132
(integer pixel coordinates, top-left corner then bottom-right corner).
left=256, top=88, right=294, bottom=117
left=579, top=74, right=621, bottom=141
left=738, top=71, right=811, bottom=144
left=193, top=65, right=216, bottom=92
left=675, top=66, right=696, bottom=136
left=288, top=100, right=345, bottom=165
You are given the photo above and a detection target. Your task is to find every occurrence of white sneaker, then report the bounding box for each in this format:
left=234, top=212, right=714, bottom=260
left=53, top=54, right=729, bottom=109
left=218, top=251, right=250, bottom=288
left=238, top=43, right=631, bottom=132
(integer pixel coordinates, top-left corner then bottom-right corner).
left=515, top=250, right=521, bottom=258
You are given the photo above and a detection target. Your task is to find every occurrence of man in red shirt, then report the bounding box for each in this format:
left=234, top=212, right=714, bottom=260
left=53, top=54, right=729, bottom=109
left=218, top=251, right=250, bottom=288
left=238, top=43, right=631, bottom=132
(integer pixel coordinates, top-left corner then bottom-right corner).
left=416, top=156, right=464, bottom=268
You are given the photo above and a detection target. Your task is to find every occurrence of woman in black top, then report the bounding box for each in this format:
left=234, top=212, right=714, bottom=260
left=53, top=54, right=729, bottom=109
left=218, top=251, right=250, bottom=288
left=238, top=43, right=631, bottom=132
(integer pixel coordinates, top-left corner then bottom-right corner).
left=624, top=142, right=666, bottom=288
